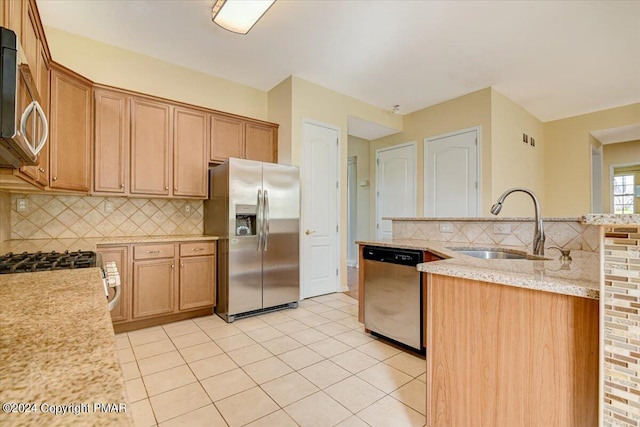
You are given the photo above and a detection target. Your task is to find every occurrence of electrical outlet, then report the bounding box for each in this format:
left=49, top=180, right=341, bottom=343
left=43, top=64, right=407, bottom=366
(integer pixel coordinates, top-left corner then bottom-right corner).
left=493, top=224, right=511, bottom=235
left=16, top=199, right=28, bottom=212
left=104, top=201, right=114, bottom=213
left=439, top=223, right=454, bottom=233
left=184, top=204, right=191, bottom=214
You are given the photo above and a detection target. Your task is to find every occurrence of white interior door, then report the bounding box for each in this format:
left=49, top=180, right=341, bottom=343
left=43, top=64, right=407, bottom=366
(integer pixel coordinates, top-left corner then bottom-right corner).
left=375, top=142, right=417, bottom=240
left=347, top=156, right=357, bottom=267
left=425, top=128, right=479, bottom=217
left=301, top=119, right=340, bottom=299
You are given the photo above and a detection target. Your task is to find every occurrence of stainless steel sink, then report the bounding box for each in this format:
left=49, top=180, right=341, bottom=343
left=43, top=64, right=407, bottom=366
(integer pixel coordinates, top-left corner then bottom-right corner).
left=447, top=247, right=547, bottom=260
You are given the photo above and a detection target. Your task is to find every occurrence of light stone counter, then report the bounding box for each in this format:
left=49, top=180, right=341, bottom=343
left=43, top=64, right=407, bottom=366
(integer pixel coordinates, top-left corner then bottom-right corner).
left=0, top=268, right=132, bottom=426
left=357, top=239, right=599, bottom=299
left=0, top=235, right=219, bottom=254
left=582, top=213, right=640, bottom=225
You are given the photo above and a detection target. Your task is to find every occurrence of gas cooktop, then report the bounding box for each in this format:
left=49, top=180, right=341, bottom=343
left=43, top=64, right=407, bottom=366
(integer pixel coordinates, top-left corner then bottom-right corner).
left=0, top=250, right=98, bottom=274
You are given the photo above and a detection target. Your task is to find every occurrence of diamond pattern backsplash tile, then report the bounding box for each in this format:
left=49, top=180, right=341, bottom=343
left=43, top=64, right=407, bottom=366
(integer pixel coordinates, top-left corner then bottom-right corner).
left=392, top=220, right=600, bottom=252
left=10, top=194, right=204, bottom=239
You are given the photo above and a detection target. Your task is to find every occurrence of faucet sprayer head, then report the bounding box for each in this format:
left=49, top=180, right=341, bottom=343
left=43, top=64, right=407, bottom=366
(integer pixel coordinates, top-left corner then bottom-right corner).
left=490, top=203, right=502, bottom=215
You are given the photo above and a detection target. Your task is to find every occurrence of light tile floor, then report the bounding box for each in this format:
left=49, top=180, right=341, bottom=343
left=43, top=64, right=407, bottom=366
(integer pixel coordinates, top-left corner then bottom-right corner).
left=116, top=292, right=426, bottom=427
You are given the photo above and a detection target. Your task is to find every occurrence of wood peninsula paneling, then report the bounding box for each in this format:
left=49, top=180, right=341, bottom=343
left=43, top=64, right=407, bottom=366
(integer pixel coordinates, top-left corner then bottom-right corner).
left=426, top=273, right=599, bottom=427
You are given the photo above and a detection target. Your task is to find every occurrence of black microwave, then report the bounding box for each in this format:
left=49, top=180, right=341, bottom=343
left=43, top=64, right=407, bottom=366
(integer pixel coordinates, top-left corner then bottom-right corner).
left=0, top=27, right=48, bottom=168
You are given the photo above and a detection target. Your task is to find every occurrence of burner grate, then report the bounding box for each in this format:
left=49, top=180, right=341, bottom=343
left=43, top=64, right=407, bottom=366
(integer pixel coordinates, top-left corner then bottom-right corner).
left=0, top=250, right=98, bottom=274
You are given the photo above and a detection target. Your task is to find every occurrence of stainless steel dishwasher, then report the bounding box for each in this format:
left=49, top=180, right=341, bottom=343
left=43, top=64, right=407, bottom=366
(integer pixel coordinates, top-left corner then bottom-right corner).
left=363, top=245, right=423, bottom=351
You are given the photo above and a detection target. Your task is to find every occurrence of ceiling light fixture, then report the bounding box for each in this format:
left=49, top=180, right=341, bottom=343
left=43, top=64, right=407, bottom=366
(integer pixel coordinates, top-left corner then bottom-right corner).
left=211, top=0, right=276, bottom=35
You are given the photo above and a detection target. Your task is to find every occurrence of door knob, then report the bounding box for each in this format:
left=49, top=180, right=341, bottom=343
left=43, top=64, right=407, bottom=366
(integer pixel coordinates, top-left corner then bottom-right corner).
left=305, top=229, right=315, bottom=235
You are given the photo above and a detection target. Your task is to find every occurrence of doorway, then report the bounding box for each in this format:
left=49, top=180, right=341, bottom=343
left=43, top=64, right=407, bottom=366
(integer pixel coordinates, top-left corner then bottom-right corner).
left=375, top=142, right=417, bottom=240
left=300, top=119, right=340, bottom=299
left=347, top=156, right=358, bottom=267
left=424, top=127, right=480, bottom=217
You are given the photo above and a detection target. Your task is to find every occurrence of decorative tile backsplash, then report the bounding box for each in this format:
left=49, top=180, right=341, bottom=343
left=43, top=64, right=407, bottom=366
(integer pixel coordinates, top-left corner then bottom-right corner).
left=392, top=219, right=600, bottom=252
left=603, top=226, right=640, bottom=427
left=10, top=194, right=203, bottom=239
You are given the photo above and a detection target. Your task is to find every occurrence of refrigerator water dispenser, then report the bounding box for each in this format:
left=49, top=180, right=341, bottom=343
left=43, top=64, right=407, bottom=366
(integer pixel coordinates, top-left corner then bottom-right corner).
left=235, top=204, right=257, bottom=236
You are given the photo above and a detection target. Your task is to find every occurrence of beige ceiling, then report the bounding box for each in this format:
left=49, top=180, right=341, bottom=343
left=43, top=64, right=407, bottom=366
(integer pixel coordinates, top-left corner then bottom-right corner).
left=36, top=0, right=640, bottom=122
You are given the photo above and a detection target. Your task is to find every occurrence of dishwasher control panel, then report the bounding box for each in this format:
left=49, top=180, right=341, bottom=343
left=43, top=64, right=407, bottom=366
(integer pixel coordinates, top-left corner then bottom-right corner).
left=363, top=246, right=422, bottom=266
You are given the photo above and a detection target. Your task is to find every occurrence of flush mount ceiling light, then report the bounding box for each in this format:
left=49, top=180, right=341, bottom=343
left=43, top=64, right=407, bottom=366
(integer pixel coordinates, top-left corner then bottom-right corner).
left=211, top=0, right=276, bottom=35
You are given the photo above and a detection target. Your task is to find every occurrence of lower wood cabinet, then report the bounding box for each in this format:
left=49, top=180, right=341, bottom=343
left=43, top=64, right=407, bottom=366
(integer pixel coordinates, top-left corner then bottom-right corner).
left=133, top=258, right=176, bottom=319
left=102, top=240, right=217, bottom=331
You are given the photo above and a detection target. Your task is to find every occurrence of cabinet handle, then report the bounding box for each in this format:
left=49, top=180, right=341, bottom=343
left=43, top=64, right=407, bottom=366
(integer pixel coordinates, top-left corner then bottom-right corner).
left=148, top=250, right=161, bottom=254
left=38, top=167, right=45, bottom=173
left=120, top=184, right=125, bottom=188
left=181, top=263, right=184, bottom=267
left=171, top=264, right=174, bottom=269
left=191, top=248, right=205, bottom=252
left=52, top=176, right=57, bottom=181
left=165, top=186, right=169, bottom=190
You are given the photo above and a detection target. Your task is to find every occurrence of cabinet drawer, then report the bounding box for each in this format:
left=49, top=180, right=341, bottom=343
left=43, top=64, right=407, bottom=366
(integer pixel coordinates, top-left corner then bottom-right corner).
left=180, top=242, right=216, bottom=257
left=134, top=244, right=175, bottom=260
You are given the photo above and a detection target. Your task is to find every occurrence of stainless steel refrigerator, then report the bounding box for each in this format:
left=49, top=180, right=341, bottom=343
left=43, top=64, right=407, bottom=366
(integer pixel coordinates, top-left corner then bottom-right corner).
left=204, top=158, right=300, bottom=322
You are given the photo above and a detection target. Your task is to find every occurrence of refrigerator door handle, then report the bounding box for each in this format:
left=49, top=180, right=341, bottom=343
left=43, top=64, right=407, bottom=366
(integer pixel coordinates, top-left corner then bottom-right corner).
left=256, top=189, right=263, bottom=251
left=264, top=189, right=270, bottom=251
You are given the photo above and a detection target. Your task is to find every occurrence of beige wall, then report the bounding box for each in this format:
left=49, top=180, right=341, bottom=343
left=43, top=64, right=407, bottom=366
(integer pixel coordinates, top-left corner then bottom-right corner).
left=602, top=140, right=640, bottom=213
left=543, top=103, right=640, bottom=216
left=286, top=76, right=403, bottom=286
left=490, top=89, right=545, bottom=216
left=267, top=77, right=293, bottom=164
left=370, top=88, right=492, bottom=232
left=0, top=192, right=10, bottom=242
left=44, top=27, right=268, bottom=120
left=347, top=136, right=371, bottom=242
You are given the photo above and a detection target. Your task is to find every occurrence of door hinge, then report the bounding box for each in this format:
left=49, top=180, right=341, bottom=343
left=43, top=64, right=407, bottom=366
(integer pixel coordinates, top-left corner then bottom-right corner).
left=376, top=223, right=379, bottom=229
left=336, top=138, right=339, bottom=145
left=475, top=182, right=478, bottom=189
left=336, top=181, right=339, bottom=189
left=336, top=269, right=339, bottom=276
left=475, top=138, right=478, bottom=146
left=376, top=158, right=380, bottom=165
left=336, top=225, right=339, bottom=232
left=376, top=191, right=379, bottom=197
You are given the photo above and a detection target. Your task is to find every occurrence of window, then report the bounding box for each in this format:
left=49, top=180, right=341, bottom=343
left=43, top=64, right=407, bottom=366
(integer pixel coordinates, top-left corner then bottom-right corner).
left=613, top=174, right=635, bottom=214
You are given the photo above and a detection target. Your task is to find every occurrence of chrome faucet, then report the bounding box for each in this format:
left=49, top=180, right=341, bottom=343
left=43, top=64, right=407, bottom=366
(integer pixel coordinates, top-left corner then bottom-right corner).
left=490, top=187, right=545, bottom=256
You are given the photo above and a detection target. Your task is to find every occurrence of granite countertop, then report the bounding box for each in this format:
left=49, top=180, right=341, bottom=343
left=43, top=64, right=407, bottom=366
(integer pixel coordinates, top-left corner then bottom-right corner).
left=582, top=214, right=640, bottom=225
left=357, top=239, right=599, bottom=300
left=0, top=269, right=132, bottom=426
left=385, top=216, right=583, bottom=222
left=0, top=235, right=219, bottom=254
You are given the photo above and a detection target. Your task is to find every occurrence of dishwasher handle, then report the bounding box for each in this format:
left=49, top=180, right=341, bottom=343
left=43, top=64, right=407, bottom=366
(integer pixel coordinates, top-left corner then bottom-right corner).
left=362, top=246, right=423, bottom=266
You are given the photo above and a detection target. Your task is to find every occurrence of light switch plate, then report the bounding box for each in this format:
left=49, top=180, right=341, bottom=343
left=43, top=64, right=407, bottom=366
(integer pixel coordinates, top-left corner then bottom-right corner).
left=16, top=199, right=28, bottom=212
left=439, top=223, right=454, bottom=233
left=493, top=224, right=511, bottom=235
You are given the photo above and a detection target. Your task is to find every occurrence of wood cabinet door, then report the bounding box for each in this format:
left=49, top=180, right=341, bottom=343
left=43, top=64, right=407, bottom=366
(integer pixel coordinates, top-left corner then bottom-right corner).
left=49, top=65, right=92, bottom=192
left=245, top=121, right=277, bottom=163
left=179, top=255, right=216, bottom=311
left=133, top=258, right=176, bottom=318
left=35, top=45, right=49, bottom=187
left=2, top=0, right=23, bottom=41
left=173, top=107, right=208, bottom=198
left=130, top=97, right=171, bottom=195
left=210, top=114, right=244, bottom=163
left=97, top=245, right=130, bottom=323
left=94, top=89, right=129, bottom=194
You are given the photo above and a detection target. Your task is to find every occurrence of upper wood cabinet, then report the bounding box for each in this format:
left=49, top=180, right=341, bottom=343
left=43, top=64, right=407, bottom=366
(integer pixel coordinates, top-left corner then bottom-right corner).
left=94, top=88, right=129, bottom=194
left=245, top=121, right=277, bottom=163
left=2, top=0, right=23, bottom=40
left=49, top=64, right=92, bottom=192
left=210, top=114, right=244, bottom=162
left=35, top=45, right=50, bottom=187
left=210, top=114, right=278, bottom=164
left=130, top=97, right=171, bottom=196
left=173, top=107, right=208, bottom=198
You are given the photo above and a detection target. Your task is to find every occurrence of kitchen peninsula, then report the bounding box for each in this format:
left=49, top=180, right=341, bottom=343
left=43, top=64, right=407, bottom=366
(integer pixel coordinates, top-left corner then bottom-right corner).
left=358, top=215, right=615, bottom=427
